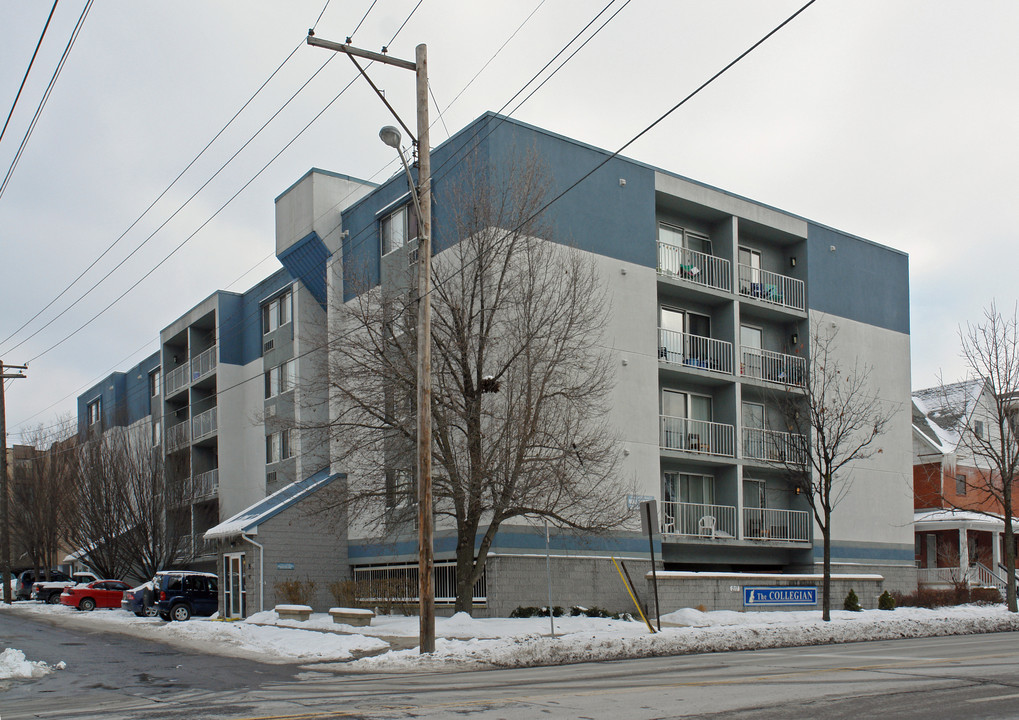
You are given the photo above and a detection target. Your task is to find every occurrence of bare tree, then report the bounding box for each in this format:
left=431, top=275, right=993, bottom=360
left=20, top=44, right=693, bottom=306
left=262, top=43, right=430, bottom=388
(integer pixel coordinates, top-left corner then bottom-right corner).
left=779, top=321, right=894, bottom=621
left=318, top=150, right=629, bottom=612
left=947, top=302, right=1019, bottom=612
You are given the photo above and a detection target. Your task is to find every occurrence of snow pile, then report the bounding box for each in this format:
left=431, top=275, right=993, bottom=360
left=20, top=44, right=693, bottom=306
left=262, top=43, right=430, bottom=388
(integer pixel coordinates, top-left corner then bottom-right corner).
left=0, top=648, right=56, bottom=680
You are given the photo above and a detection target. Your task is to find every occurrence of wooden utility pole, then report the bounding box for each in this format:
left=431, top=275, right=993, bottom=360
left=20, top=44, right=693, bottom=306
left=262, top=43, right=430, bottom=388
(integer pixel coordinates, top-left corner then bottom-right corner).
left=306, top=34, right=435, bottom=653
left=0, top=361, right=28, bottom=604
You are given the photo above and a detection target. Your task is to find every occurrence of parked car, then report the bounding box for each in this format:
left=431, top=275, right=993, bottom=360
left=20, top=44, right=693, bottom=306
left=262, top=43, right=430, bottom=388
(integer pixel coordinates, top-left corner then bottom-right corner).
left=121, top=581, right=159, bottom=617
left=15, top=570, right=70, bottom=601
left=153, top=571, right=218, bottom=621
left=32, top=572, right=100, bottom=604
left=60, top=580, right=131, bottom=611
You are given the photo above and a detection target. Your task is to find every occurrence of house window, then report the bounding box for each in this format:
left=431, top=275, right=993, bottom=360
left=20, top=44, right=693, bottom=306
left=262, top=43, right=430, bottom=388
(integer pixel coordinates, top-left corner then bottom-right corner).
left=265, top=430, right=294, bottom=464
left=381, top=206, right=408, bottom=256
left=264, top=359, right=296, bottom=399
left=956, top=474, right=967, bottom=495
left=87, top=399, right=102, bottom=427
left=974, top=420, right=984, bottom=439
left=150, top=370, right=160, bottom=397
left=262, top=290, right=293, bottom=335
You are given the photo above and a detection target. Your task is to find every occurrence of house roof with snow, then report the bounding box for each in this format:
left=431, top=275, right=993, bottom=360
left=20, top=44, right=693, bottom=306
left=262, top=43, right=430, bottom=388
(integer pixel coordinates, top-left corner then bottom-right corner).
left=204, top=467, right=343, bottom=540
left=914, top=508, right=1017, bottom=530
left=912, top=380, right=988, bottom=456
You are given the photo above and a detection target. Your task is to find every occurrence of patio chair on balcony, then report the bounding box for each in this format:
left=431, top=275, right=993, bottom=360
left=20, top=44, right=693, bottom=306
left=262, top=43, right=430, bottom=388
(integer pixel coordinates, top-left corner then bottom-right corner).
left=698, top=515, right=716, bottom=538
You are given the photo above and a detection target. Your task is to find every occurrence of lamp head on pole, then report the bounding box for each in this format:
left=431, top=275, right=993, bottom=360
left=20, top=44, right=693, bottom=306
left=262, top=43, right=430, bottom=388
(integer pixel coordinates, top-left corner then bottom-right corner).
left=379, top=125, right=402, bottom=149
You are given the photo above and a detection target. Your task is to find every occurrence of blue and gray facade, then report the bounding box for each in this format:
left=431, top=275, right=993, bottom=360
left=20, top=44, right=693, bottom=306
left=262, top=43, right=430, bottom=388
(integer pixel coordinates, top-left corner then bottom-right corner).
left=79, top=112, right=914, bottom=616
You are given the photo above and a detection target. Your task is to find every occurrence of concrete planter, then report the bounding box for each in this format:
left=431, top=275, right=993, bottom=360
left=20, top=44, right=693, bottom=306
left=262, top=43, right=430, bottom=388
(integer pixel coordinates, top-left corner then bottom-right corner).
left=329, top=607, right=375, bottom=626
left=275, top=604, right=313, bottom=621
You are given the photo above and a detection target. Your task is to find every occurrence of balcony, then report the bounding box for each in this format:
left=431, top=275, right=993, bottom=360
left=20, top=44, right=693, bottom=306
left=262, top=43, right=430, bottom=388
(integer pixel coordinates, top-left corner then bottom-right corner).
left=180, top=532, right=217, bottom=559
left=742, top=427, right=807, bottom=464
left=660, top=416, right=735, bottom=458
left=740, top=346, right=806, bottom=387
left=190, top=346, right=217, bottom=383
left=659, top=329, right=733, bottom=375
left=194, top=468, right=219, bottom=499
left=657, top=243, right=731, bottom=293
left=743, top=507, right=810, bottom=542
left=166, top=422, right=190, bottom=452
left=165, top=362, right=190, bottom=396
left=738, top=265, right=805, bottom=311
left=192, top=407, right=217, bottom=441
left=661, top=501, right=736, bottom=538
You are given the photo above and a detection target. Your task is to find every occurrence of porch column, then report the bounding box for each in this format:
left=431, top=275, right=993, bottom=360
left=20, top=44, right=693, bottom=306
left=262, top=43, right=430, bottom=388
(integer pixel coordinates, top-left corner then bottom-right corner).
left=959, top=527, right=970, bottom=580
left=993, top=531, right=1002, bottom=573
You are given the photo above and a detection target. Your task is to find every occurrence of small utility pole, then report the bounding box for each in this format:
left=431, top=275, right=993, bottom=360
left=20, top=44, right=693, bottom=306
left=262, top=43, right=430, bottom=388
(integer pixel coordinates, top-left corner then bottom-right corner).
left=307, top=34, right=435, bottom=654
left=0, top=361, right=28, bottom=604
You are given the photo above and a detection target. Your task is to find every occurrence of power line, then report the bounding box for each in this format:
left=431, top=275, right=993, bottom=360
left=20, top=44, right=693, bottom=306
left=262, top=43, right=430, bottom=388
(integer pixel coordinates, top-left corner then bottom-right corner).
left=0, top=0, right=60, bottom=149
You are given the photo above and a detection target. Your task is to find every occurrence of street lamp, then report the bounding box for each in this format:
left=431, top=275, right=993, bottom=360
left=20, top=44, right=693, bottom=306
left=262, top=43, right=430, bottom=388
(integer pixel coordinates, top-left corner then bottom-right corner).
left=379, top=126, right=424, bottom=222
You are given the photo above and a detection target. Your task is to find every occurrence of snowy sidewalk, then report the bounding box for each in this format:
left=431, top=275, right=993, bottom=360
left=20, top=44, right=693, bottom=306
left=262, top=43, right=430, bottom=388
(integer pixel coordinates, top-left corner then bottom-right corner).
left=2, top=601, right=1018, bottom=678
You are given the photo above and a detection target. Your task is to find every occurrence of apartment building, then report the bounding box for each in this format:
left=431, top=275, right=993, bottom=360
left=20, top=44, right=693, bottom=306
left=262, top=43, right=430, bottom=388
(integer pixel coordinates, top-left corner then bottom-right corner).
left=79, top=113, right=914, bottom=616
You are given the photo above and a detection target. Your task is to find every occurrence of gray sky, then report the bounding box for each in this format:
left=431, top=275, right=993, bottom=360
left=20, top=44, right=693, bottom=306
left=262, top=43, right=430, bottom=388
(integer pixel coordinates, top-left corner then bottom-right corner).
left=1, top=0, right=1016, bottom=437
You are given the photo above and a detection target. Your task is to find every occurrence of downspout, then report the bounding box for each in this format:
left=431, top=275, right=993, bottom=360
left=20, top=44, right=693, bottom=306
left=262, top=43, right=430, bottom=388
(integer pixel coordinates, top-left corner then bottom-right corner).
left=241, top=533, right=265, bottom=614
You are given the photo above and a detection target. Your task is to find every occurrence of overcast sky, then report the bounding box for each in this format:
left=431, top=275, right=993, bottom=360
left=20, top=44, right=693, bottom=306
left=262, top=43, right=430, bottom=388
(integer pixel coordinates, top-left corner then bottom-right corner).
left=1, top=0, right=1015, bottom=437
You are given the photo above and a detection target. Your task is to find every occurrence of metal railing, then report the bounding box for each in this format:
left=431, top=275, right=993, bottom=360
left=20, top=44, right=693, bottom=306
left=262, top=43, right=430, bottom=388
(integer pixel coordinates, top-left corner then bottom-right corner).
left=194, top=469, right=219, bottom=498
left=192, top=407, right=217, bottom=440
left=191, top=346, right=217, bottom=382
left=742, top=427, right=807, bottom=464
left=182, top=532, right=217, bottom=558
left=661, top=500, right=737, bottom=538
left=659, top=328, right=733, bottom=375
left=166, top=422, right=190, bottom=451
left=660, top=416, right=735, bottom=457
left=738, top=265, right=805, bottom=311
left=740, top=346, right=806, bottom=387
left=352, top=562, right=487, bottom=604
left=165, top=362, right=190, bottom=396
left=657, top=243, right=731, bottom=293
left=743, top=507, right=810, bottom=542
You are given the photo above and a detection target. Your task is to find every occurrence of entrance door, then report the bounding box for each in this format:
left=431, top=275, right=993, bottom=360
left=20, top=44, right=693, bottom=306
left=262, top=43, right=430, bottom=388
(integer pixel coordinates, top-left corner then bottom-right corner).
left=223, top=553, right=245, bottom=619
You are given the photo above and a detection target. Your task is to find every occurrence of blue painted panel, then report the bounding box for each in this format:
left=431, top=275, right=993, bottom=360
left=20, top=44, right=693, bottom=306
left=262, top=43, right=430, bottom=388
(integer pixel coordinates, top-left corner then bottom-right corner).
left=76, top=350, right=160, bottom=435
left=219, top=268, right=294, bottom=366
left=277, top=232, right=330, bottom=308
left=813, top=542, right=915, bottom=563
left=807, top=223, right=910, bottom=335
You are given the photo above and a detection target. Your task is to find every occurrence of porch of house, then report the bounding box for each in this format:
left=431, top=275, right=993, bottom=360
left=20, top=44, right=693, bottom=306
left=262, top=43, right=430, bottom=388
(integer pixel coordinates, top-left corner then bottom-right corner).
left=914, top=509, right=1018, bottom=595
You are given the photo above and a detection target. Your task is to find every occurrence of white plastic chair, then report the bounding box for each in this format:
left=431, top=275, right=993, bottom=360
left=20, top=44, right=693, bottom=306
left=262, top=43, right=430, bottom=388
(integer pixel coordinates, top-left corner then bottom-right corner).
left=698, top=515, right=717, bottom=538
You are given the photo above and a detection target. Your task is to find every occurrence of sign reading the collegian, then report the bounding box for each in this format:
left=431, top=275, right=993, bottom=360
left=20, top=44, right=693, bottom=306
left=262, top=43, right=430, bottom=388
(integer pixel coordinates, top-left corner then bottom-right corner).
left=743, top=586, right=817, bottom=606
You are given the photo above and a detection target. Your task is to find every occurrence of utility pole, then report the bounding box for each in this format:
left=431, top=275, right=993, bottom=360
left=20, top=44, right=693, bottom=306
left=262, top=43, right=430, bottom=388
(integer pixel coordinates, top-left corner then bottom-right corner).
left=0, top=361, right=28, bottom=604
left=306, top=34, right=435, bottom=654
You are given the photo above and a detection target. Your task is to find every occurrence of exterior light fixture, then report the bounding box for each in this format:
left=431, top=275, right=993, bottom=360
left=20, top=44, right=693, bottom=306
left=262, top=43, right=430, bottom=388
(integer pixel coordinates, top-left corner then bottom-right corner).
left=379, top=125, right=402, bottom=149
left=791, top=333, right=799, bottom=345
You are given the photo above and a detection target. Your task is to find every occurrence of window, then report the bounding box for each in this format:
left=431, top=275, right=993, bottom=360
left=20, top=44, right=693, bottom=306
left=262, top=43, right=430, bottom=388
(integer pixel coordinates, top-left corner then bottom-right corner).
left=262, top=290, right=293, bottom=334
left=381, top=206, right=408, bottom=255
left=150, top=370, right=160, bottom=397
left=264, top=359, right=296, bottom=399
left=738, top=246, right=763, bottom=292
left=266, top=430, right=294, bottom=464
left=87, top=399, right=102, bottom=427
left=152, top=418, right=161, bottom=446
left=956, top=474, right=967, bottom=495
left=974, top=420, right=985, bottom=439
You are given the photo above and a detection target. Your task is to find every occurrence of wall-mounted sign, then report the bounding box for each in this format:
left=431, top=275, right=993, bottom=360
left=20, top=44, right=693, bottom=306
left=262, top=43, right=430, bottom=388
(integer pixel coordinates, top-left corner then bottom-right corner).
left=276, top=562, right=295, bottom=570
left=743, top=586, right=817, bottom=606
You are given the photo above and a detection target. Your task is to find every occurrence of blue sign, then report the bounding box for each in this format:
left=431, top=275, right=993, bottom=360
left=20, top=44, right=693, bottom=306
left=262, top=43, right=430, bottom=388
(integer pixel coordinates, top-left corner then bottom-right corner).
left=743, top=586, right=817, bottom=606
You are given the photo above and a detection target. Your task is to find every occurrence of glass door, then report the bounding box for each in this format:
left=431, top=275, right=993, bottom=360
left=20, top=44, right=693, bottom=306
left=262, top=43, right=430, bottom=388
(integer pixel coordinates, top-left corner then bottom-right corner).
left=659, top=307, right=685, bottom=362
left=741, top=324, right=763, bottom=378
left=223, top=553, right=245, bottom=619
left=738, top=246, right=762, bottom=294
left=743, top=402, right=765, bottom=459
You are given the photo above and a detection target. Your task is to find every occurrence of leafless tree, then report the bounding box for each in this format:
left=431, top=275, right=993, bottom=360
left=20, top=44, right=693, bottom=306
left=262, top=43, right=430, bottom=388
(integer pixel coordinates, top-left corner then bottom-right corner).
left=948, top=302, right=1019, bottom=612
left=9, top=419, right=76, bottom=579
left=778, top=321, right=894, bottom=621
left=317, top=149, right=629, bottom=612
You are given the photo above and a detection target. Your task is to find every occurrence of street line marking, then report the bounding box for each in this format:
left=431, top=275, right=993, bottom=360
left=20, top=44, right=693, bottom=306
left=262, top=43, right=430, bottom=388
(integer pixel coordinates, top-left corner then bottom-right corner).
left=968, top=692, right=1019, bottom=704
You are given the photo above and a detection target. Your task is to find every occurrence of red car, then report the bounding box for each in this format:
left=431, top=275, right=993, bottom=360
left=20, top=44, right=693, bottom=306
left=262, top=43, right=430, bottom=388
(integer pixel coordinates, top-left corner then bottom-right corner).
left=60, top=580, right=131, bottom=611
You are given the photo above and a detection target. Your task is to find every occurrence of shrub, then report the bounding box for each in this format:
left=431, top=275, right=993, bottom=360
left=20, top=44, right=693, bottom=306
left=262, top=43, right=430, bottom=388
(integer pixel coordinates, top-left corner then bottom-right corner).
left=878, top=590, right=896, bottom=610
left=274, top=577, right=316, bottom=605
left=843, top=588, right=862, bottom=612
left=893, top=585, right=1003, bottom=609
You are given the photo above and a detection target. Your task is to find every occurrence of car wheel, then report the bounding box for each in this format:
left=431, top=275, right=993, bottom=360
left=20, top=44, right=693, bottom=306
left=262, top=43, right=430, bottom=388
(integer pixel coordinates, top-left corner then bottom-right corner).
left=79, top=598, right=96, bottom=612
left=170, top=604, right=191, bottom=622
left=143, top=604, right=159, bottom=618
left=46, top=592, right=61, bottom=604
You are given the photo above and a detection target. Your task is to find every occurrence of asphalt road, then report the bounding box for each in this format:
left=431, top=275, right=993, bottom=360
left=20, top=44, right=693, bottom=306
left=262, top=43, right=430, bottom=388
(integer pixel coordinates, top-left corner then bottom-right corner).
left=4, top=609, right=1019, bottom=719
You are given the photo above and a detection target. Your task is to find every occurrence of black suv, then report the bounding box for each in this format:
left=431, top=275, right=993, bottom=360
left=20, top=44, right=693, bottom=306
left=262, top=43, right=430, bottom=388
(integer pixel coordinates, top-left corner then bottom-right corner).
left=15, top=570, right=70, bottom=601
left=154, top=571, right=218, bottom=621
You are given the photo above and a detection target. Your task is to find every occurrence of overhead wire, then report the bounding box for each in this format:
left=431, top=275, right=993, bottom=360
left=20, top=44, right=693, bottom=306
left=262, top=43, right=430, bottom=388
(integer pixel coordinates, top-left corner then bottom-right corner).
left=0, top=0, right=60, bottom=149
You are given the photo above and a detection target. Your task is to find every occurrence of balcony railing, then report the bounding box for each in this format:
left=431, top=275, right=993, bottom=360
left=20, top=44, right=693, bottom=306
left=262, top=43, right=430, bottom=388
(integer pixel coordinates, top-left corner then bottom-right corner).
left=743, top=507, right=810, bottom=542
left=740, top=346, right=806, bottom=387
left=165, top=362, right=190, bottom=396
left=194, top=468, right=219, bottom=498
left=657, top=243, right=731, bottom=293
left=917, top=567, right=963, bottom=586
left=742, top=427, right=807, bottom=464
left=192, top=407, right=217, bottom=441
left=166, top=422, right=190, bottom=452
left=181, top=532, right=217, bottom=559
left=661, top=500, right=737, bottom=538
left=660, top=416, right=735, bottom=457
left=191, top=346, right=217, bottom=382
left=738, top=265, right=805, bottom=311
left=659, top=328, right=734, bottom=375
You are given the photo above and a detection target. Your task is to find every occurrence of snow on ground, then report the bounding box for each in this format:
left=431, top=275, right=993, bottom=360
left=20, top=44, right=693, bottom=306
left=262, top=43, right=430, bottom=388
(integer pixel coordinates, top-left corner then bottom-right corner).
left=4, top=601, right=1019, bottom=671
left=0, top=648, right=59, bottom=680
